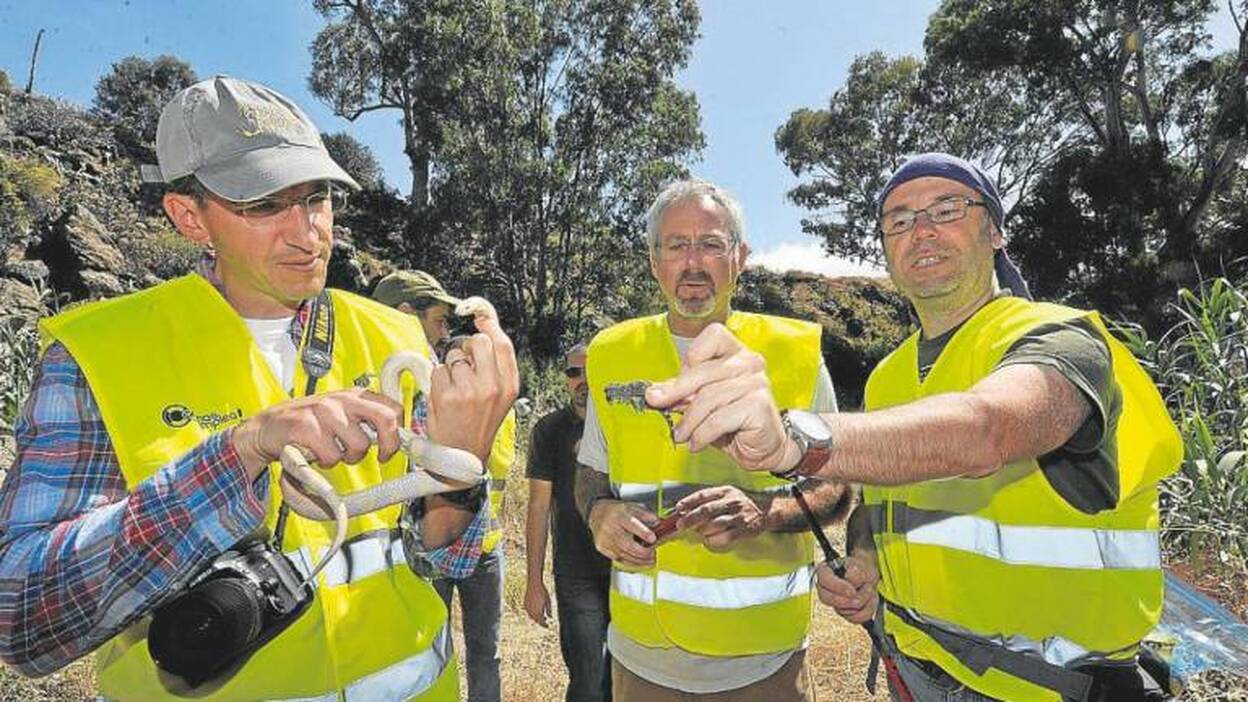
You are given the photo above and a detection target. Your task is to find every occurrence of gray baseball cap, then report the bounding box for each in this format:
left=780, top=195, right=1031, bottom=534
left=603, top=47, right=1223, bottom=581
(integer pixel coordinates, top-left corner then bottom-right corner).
left=142, top=75, right=360, bottom=201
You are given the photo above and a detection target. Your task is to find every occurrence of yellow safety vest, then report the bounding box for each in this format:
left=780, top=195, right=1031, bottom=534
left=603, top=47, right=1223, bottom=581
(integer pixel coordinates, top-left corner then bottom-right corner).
left=862, top=297, right=1182, bottom=701
left=40, top=274, right=459, bottom=702
left=588, top=312, right=820, bottom=655
left=481, top=410, right=516, bottom=554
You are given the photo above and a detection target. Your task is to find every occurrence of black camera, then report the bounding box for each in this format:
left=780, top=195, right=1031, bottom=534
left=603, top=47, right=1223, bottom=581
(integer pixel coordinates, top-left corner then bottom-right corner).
left=147, top=538, right=312, bottom=687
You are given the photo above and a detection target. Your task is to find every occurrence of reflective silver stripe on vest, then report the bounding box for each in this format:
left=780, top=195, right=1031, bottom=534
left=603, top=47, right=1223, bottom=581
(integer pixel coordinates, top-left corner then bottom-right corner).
left=613, top=481, right=792, bottom=513
left=344, top=623, right=453, bottom=701
left=489, top=478, right=506, bottom=492
left=272, top=693, right=340, bottom=702
left=898, top=604, right=1129, bottom=668
left=286, top=530, right=407, bottom=589
left=613, top=565, right=812, bottom=609
left=865, top=502, right=1160, bottom=570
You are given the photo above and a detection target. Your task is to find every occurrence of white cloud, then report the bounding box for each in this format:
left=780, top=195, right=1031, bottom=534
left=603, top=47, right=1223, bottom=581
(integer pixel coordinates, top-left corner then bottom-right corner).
left=750, top=241, right=885, bottom=278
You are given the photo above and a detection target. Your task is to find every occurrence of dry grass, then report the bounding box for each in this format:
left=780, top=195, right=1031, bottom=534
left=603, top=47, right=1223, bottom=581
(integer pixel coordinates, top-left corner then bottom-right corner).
left=0, top=462, right=1243, bottom=701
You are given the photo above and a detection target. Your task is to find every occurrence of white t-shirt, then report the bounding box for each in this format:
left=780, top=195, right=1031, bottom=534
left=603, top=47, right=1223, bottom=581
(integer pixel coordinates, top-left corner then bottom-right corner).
left=243, top=316, right=298, bottom=393
left=577, top=333, right=838, bottom=693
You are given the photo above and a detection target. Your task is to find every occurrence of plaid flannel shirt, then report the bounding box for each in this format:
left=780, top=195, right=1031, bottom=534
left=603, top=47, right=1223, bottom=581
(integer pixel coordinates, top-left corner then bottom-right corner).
left=0, top=290, right=486, bottom=676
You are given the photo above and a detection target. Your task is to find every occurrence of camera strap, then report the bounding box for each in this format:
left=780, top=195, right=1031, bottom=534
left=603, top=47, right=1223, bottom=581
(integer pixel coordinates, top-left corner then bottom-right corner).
left=273, top=290, right=336, bottom=551
left=300, top=289, right=336, bottom=397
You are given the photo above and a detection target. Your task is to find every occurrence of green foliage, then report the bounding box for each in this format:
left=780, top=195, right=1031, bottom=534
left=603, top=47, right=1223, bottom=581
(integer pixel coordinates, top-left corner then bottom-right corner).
left=775, top=52, right=1061, bottom=268
left=322, top=131, right=383, bottom=191
left=776, top=1, right=1248, bottom=333
left=310, top=0, right=704, bottom=358
left=1115, top=275, right=1248, bottom=563
left=120, top=227, right=201, bottom=281
left=518, top=355, right=571, bottom=423
left=92, top=55, right=197, bottom=146
left=7, top=94, right=114, bottom=153
left=0, top=154, right=63, bottom=250
left=735, top=268, right=911, bottom=408
left=0, top=69, right=11, bottom=96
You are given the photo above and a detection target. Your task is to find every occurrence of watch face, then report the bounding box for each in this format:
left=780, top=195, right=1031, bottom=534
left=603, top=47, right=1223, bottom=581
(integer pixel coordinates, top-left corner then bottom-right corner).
left=789, top=410, right=832, bottom=443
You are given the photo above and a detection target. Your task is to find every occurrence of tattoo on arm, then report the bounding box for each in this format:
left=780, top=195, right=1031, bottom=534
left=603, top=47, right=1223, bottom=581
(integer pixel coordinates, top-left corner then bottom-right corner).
left=574, top=464, right=613, bottom=522
left=764, top=478, right=852, bottom=532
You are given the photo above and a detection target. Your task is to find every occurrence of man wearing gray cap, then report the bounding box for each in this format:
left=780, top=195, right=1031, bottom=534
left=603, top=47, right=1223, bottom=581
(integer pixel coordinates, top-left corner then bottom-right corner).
left=0, top=76, right=517, bottom=702
left=643, top=153, right=1182, bottom=701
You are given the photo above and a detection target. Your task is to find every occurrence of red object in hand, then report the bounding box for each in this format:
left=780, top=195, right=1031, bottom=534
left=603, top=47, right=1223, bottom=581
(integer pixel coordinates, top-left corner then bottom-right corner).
left=651, top=513, right=681, bottom=540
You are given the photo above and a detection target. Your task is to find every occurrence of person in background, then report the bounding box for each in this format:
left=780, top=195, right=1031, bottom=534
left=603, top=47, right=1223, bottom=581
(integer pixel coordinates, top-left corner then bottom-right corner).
left=374, top=269, right=517, bottom=702
left=524, top=342, right=612, bottom=702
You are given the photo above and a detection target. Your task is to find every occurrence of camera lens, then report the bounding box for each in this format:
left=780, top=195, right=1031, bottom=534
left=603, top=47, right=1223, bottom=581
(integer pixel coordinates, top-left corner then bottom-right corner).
left=149, top=576, right=266, bottom=684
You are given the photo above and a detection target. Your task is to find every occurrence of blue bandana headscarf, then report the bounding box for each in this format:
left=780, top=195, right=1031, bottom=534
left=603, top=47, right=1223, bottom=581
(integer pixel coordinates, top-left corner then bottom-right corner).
left=877, top=152, right=1032, bottom=300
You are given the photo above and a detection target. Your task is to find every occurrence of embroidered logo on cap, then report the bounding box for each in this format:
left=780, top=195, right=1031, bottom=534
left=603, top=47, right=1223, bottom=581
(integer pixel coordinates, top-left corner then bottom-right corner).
left=237, top=102, right=308, bottom=140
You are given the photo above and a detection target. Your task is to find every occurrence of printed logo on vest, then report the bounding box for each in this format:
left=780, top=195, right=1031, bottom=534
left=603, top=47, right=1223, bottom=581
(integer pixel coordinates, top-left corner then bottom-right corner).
left=162, top=404, right=193, bottom=428
left=161, top=404, right=244, bottom=431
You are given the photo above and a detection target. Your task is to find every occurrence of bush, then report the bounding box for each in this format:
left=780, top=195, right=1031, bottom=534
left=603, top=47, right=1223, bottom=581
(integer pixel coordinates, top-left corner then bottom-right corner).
left=120, top=227, right=201, bottom=281
left=322, top=132, right=383, bottom=191
left=0, top=154, right=63, bottom=249
left=1114, top=276, right=1248, bottom=564
left=7, top=94, right=113, bottom=153
left=93, top=55, right=197, bottom=146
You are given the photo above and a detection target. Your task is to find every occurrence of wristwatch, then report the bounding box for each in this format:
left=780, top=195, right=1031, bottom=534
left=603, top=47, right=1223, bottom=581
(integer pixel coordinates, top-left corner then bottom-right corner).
left=772, top=409, right=834, bottom=481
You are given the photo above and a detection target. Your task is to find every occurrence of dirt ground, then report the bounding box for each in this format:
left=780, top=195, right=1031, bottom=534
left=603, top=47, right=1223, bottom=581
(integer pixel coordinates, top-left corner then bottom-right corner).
left=0, top=461, right=1243, bottom=701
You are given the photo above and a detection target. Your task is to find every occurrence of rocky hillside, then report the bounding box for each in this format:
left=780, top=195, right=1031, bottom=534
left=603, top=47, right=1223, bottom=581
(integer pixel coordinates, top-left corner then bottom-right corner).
left=0, top=73, right=909, bottom=408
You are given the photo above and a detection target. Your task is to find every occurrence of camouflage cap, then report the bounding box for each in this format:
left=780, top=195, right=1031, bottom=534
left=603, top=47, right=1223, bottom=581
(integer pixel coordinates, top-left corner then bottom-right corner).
left=372, top=270, right=461, bottom=309
left=143, top=75, right=359, bottom=201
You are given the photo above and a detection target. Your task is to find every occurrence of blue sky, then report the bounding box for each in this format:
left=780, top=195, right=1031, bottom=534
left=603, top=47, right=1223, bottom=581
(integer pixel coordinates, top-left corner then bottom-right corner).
left=0, top=1, right=1240, bottom=277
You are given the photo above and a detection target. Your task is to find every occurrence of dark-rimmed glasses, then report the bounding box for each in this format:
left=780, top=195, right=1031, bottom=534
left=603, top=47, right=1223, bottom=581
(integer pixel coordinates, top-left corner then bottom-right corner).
left=880, top=197, right=986, bottom=237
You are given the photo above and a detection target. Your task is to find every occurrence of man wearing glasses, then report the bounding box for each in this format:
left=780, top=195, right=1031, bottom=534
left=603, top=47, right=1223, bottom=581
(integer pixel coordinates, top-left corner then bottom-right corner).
left=644, top=153, right=1181, bottom=701
left=523, top=342, right=613, bottom=702
left=0, top=76, right=518, bottom=701
left=573, top=178, right=851, bottom=701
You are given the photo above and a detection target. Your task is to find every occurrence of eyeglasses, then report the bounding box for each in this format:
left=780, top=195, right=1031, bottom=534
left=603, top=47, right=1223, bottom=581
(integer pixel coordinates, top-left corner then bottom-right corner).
left=212, top=184, right=348, bottom=225
left=880, top=197, right=986, bottom=237
left=655, top=235, right=737, bottom=262
left=563, top=366, right=584, bottom=379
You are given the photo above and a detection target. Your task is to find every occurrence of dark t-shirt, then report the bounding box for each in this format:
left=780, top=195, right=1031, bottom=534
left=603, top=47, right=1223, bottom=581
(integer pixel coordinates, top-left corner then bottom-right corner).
left=526, top=405, right=611, bottom=578
left=917, top=316, right=1122, bottom=514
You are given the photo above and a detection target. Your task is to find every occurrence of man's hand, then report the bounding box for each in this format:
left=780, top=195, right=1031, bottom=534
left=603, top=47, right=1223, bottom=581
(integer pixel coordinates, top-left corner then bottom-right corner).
left=587, top=500, right=658, bottom=567
left=645, top=324, right=793, bottom=472
left=674, top=485, right=767, bottom=551
left=427, top=312, right=519, bottom=462
left=524, top=579, right=552, bottom=627
left=231, top=388, right=404, bottom=480
left=815, top=552, right=879, bottom=624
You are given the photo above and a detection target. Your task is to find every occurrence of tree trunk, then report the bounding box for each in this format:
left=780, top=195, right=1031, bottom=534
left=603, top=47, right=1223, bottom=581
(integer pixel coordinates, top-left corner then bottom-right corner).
left=408, top=150, right=430, bottom=208
left=25, top=29, right=44, bottom=95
